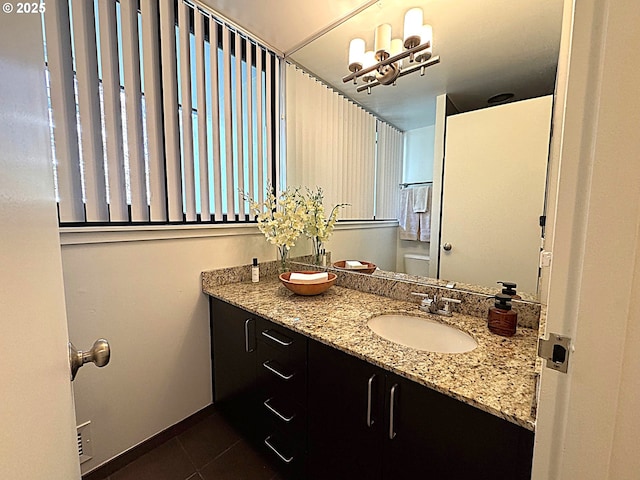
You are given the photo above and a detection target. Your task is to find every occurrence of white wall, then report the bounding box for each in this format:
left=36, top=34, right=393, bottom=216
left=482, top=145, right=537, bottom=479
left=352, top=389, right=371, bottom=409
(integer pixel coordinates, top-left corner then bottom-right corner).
left=327, top=221, right=398, bottom=271
left=62, top=222, right=395, bottom=473
left=402, top=125, right=435, bottom=184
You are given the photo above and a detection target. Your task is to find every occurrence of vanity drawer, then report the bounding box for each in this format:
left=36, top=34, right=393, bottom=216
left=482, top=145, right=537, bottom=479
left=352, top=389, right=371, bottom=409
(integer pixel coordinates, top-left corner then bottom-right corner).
left=261, top=394, right=306, bottom=436
left=257, top=341, right=307, bottom=402
left=256, top=318, right=306, bottom=360
left=261, top=428, right=306, bottom=478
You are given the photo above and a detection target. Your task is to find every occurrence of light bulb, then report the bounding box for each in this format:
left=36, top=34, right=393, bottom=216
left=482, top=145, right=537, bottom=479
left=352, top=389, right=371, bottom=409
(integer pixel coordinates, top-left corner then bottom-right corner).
left=403, top=7, right=423, bottom=49
left=374, top=24, right=391, bottom=61
left=415, top=25, right=433, bottom=62
left=348, top=38, right=365, bottom=72
left=362, top=51, right=376, bottom=82
left=390, top=38, right=403, bottom=58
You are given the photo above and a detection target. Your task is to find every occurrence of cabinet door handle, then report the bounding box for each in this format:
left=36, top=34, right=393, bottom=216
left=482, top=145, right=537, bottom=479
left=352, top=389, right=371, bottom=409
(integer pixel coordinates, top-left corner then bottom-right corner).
left=264, top=435, right=294, bottom=464
left=389, top=383, right=398, bottom=440
left=244, top=319, right=255, bottom=353
left=261, top=329, right=293, bottom=346
left=366, top=374, right=376, bottom=427
left=264, top=398, right=296, bottom=423
left=262, top=360, right=295, bottom=380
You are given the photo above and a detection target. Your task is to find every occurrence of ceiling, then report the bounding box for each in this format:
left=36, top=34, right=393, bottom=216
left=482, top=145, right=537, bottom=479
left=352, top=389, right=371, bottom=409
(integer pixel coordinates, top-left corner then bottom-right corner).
left=200, top=0, right=565, bottom=131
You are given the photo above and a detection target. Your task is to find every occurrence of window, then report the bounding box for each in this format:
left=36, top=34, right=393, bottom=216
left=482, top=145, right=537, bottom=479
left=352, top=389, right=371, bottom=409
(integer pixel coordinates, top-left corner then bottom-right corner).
left=43, top=0, right=279, bottom=225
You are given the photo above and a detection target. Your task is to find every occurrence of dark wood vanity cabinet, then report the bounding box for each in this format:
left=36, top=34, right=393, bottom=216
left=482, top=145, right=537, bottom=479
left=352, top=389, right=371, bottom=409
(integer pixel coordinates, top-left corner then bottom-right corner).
left=255, top=317, right=308, bottom=477
left=307, top=340, right=534, bottom=480
left=210, top=298, right=534, bottom=480
left=209, top=298, right=259, bottom=440
left=209, top=298, right=307, bottom=477
left=307, top=340, right=385, bottom=479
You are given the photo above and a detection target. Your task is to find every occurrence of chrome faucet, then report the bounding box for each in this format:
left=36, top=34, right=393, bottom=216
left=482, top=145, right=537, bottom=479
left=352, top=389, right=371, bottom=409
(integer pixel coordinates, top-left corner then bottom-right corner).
left=439, top=297, right=462, bottom=316
left=412, top=292, right=439, bottom=313
left=411, top=293, right=462, bottom=316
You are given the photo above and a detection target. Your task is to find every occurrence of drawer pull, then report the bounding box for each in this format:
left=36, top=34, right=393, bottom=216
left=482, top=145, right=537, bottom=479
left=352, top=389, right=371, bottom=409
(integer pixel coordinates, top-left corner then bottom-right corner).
left=264, top=398, right=296, bottom=423
left=244, top=319, right=255, bottom=353
left=262, top=360, right=295, bottom=380
left=389, top=383, right=398, bottom=440
left=264, top=435, right=294, bottom=464
left=261, top=329, right=293, bottom=346
left=366, top=374, right=376, bottom=427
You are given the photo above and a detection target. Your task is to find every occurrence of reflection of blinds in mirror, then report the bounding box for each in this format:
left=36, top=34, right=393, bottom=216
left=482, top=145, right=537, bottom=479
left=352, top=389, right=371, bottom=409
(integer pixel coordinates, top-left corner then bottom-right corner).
left=375, top=121, right=403, bottom=220
left=285, top=64, right=378, bottom=219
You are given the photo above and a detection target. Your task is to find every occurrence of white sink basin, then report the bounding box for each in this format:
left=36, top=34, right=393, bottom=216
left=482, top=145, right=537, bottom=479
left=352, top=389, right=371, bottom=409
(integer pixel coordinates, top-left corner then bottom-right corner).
left=367, top=314, right=477, bottom=353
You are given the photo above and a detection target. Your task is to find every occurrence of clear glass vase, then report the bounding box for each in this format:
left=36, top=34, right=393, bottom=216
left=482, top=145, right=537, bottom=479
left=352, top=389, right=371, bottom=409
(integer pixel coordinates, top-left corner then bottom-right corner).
left=311, top=237, right=323, bottom=266
left=277, top=245, right=289, bottom=273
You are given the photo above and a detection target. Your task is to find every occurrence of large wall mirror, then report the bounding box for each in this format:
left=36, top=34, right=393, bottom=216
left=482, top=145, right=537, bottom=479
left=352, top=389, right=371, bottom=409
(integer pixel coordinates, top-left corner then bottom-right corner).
left=286, top=0, right=564, bottom=301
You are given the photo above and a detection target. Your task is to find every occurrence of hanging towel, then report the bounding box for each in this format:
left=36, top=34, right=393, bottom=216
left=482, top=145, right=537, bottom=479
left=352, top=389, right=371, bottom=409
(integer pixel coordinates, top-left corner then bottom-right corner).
left=412, top=185, right=430, bottom=213
left=420, top=185, right=432, bottom=242
left=419, top=211, right=431, bottom=242
left=398, top=188, right=419, bottom=240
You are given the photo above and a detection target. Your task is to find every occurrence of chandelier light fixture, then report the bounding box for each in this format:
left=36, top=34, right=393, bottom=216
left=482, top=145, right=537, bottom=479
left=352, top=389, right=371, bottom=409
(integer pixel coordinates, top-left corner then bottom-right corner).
left=343, top=7, right=440, bottom=93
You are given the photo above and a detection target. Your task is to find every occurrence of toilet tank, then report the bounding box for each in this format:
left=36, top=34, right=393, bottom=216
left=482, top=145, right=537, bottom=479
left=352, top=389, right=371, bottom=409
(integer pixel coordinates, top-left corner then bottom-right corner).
left=404, top=254, right=430, bottom=276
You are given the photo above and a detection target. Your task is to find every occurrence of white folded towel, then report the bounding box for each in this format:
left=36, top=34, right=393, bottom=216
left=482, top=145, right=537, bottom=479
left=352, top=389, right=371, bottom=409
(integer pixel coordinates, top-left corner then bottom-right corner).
left=412, top=185, right=431, bottom=213
left=419, top=212, right=431, bottom=242
left=398, top=188, right=418, bottom=240
left=345, top=260, right=364, bottom=268
left=289, top=272, right=328, bottom=283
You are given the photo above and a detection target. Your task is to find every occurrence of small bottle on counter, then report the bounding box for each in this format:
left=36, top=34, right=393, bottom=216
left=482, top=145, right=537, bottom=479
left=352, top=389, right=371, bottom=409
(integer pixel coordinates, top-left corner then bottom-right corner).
left=251, top=257, right=260, bottom=283
left=320, top=248, right=327, bottom=267
left=497, top=281, right=521, bottom=300
left=487, top=294, right=518, bottom=337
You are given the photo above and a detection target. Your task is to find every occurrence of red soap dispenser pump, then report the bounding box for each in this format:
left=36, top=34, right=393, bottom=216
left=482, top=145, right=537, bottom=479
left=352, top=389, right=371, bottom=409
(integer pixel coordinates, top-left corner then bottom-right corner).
left=488, top=294, right=518, bottom=337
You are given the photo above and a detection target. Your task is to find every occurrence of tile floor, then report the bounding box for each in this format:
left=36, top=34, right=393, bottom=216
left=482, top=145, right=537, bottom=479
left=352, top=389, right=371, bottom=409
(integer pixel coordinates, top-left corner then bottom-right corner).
left=90, top=410, right=283, bottom=480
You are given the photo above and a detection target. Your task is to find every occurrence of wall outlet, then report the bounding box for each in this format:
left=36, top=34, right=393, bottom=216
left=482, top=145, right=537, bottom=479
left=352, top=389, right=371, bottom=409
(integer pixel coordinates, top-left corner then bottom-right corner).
left=76, top=421, right=93, bottom=464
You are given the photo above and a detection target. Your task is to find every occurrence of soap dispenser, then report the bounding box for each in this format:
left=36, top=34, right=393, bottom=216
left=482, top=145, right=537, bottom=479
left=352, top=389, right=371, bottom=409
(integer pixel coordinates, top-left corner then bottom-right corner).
left=488, top=294, right=518, bottom=337
left=497, top=281, right=521, bottom=300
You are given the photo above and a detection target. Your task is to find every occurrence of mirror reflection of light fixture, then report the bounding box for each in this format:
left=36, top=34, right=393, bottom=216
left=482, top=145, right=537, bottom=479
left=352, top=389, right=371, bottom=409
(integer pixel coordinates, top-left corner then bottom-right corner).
left=344, top=7, right=440, bottom=93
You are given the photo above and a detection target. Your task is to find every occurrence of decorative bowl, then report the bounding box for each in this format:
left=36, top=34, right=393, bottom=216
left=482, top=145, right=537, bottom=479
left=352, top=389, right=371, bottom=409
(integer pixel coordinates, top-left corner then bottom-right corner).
left=279, top=271, right=337, bottom=296
left=332, top=260, right=378, bottom=275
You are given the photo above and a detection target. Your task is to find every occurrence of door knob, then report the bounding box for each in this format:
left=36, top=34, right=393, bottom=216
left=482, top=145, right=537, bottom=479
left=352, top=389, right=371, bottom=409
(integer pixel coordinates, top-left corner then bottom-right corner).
left=69, top=338, right=111, bottom=381
left=442, top=242, right=452, bottom=251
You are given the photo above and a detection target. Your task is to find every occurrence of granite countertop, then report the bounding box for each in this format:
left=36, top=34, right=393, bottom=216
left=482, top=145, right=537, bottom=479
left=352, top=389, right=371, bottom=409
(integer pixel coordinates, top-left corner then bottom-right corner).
left=203, top=278, right=538, bottom=431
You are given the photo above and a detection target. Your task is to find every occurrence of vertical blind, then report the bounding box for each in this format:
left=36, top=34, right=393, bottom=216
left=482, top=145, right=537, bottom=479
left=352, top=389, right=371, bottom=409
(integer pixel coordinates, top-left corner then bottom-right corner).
left=44, top=0, right=279, bottom=225
left=375, top=120, right=403, bottom=219
left=285, top=63, right=402, bottom=220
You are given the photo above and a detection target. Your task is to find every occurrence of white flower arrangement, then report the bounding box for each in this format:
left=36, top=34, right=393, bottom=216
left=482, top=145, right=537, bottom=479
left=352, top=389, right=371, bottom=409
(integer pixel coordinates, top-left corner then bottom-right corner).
left=304, top=187, right=349, bottom=263
left=243, top=185, right=307, bottom=269
left=243, top=185, right=349, bottom=268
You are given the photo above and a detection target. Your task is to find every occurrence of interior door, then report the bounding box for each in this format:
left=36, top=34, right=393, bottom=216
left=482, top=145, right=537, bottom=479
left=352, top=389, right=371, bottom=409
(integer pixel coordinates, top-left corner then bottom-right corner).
left=533, top=0, right=640, bottom=478
left=0, top=12, right=81, bottom=480
left=440, top=96, right=552, bottom=293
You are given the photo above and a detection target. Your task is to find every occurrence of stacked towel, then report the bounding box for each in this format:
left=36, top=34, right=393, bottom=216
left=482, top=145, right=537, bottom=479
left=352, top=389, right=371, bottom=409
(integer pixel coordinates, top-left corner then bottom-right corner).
left=419, top=210, right=431, bottom=242
left=418, top=185, right=432, bottom=242
left=289, top=272, right=329, bottom=284
left=398, top=188, right=418, bottom=240
left=412, top=185, right=430, bottom=213
left=397, top=185, right=432, bottom=242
